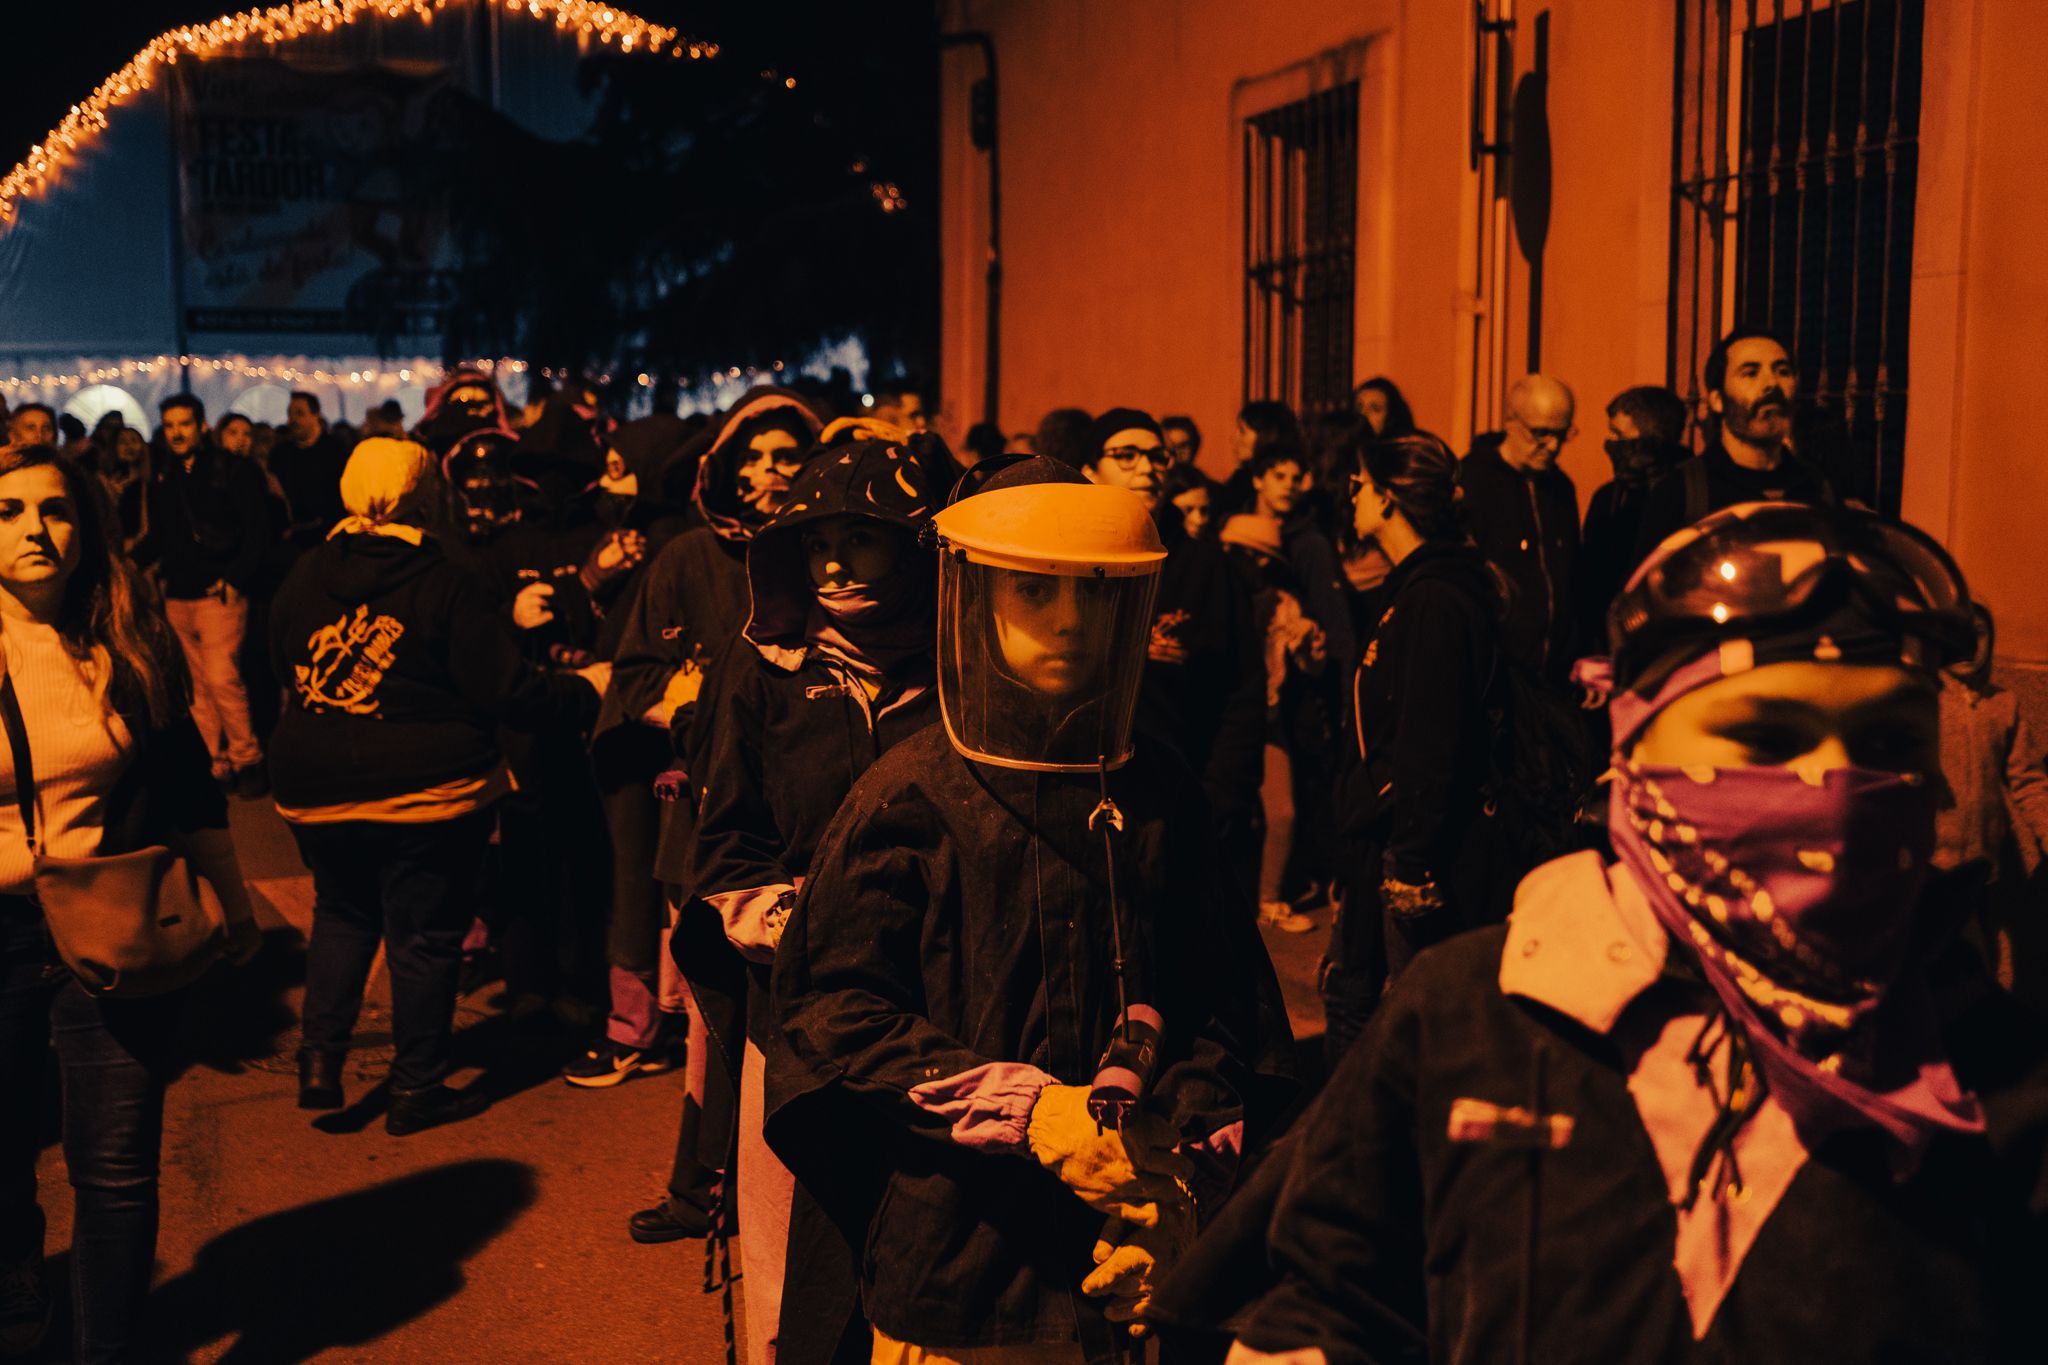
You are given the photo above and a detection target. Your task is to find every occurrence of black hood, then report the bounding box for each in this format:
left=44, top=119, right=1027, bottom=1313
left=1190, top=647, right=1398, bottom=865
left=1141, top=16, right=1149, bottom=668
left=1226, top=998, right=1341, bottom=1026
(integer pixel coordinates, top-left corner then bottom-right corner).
left=743, top=430, right=955, bottom=655
left=584, top=413, right=697, bottom=526
left=691, top=385, right=828, bottom=542
left=520, top=389, right=607, bottom=469
left=302, top=531, right=446, bottom=605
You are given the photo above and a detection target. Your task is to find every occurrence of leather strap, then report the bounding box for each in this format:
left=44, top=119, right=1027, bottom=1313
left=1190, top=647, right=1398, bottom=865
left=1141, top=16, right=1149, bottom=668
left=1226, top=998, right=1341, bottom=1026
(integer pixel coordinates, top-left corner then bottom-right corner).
left=0, top=674, right=37, bottom=853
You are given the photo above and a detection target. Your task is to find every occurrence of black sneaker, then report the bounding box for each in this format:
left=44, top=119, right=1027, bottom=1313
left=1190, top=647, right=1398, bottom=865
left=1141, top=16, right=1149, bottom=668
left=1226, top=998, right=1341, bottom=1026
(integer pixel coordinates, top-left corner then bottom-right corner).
left=628, top=1195, right=713, bottom=1245
left=232, top=763, right=271, bottom=800
left=385, top=1083, right=490, bottom=1136
left=562, top=1038, right=679, bottom=1089
left=0, top=1258, right=51, bottom=1357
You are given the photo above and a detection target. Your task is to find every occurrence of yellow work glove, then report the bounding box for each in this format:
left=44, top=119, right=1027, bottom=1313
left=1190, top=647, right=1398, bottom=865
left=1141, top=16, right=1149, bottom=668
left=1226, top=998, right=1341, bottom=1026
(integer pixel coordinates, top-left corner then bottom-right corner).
left=1084, top=1193, right=1197, bottom=1336
left=1025, top=1083, right=1194, bottom=1227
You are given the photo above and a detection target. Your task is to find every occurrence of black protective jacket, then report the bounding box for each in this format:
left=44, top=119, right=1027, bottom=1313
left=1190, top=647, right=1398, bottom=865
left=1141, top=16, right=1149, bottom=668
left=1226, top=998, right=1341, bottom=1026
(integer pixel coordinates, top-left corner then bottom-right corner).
left=1456, top=435, right=1579, bottom=677
left=595, top=388, right=826, bottom=883
left=268, top=532, right=596, bottom=809
left=1229, top=890, right=2048, bottom=1365
left=693, top=434, right=952, bottom=1365
left=1137, top=514, right=1265, bottom=821
left=1341, top=543, right=1512, bottom=955
left=770, top=727, right=1298, bottom=1363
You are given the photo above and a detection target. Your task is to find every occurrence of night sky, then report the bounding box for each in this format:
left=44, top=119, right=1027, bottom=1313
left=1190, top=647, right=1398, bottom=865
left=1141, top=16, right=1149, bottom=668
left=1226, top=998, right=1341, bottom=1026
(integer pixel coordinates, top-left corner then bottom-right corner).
left=1, top=0, right=699, bottom=170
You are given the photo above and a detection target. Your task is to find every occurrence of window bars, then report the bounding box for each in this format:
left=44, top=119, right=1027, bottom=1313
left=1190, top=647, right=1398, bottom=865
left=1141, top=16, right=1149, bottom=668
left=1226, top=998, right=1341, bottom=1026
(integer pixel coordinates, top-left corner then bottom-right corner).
left=1243, top=81, right=1360, bottom=419
left=1667, top=0, right=1923, bottom=512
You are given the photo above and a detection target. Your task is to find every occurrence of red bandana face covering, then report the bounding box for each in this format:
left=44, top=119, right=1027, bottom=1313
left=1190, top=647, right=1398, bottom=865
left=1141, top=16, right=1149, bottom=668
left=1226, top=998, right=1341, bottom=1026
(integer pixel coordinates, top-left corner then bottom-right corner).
left=1608, top=759, right=1983, bottom=1158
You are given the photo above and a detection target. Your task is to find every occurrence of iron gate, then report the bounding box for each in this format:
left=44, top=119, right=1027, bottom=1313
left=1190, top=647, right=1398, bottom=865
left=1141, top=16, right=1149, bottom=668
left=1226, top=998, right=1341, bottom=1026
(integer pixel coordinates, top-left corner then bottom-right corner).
left=1667, top=0, right=1924, bottom=511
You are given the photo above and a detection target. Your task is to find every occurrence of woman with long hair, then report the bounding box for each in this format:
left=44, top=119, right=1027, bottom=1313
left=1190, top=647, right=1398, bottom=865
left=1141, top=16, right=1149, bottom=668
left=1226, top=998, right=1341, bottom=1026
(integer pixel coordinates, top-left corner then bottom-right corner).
left=0, top=442, right=259, bottom=1361
left=1326, top=432, right=1511, bottom=1057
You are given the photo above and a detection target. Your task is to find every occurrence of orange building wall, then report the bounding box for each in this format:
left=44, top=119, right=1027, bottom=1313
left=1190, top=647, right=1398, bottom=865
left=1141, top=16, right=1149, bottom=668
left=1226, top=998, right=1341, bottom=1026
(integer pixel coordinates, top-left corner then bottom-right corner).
left=939, top=0, right=2047, bottom=677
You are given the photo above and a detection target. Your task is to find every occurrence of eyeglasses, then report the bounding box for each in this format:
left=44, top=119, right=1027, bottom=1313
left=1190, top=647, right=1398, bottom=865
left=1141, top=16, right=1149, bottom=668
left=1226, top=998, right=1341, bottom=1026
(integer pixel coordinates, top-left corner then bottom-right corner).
left=1101, top=445, right=1165, bottom=471
left=1512, top=415, right=1577, bottom=446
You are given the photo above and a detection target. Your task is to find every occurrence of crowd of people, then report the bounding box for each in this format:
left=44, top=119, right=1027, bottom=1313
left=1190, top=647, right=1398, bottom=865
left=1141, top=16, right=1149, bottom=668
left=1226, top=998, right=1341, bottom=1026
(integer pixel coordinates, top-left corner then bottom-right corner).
left=1, top=323, right=2046, bottom=1364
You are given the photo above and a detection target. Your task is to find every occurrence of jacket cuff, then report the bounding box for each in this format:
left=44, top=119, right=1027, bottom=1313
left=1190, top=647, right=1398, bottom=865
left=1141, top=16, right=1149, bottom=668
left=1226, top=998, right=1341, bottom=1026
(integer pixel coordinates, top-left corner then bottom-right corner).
left=1184, top=1118, right=1245, bottom=1214
left=704, top=884, right=795, bottom=964
left=908, top=1062, right=1056, bottom=1155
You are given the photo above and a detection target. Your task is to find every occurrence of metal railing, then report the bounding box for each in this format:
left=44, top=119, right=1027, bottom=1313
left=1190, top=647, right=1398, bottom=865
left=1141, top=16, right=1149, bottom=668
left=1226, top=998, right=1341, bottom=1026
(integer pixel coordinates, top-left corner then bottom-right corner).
left=1667, top=0, right=1923, bottom=511
left=1243, top=81, right=1360, bottom=419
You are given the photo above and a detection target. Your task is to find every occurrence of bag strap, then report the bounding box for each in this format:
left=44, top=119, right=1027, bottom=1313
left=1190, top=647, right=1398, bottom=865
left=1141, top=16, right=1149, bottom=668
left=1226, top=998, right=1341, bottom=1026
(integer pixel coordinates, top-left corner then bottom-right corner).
left=0, top=675, right=37, bottom=854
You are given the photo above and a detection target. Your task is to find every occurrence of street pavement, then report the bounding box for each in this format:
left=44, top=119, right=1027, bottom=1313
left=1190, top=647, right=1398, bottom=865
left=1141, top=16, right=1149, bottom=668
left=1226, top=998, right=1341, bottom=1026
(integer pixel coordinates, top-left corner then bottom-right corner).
left=25, top=797, right=1327, bottom=1362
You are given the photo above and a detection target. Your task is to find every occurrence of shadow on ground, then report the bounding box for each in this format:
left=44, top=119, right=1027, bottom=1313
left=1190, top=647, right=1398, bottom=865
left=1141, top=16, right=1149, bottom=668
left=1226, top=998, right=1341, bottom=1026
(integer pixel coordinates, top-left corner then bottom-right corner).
left=139, top=1158, right=537, bottom=1363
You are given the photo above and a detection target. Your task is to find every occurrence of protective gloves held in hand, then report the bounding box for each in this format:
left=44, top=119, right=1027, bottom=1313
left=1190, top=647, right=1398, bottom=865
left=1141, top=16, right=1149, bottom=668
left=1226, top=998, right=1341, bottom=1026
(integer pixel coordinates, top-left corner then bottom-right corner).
left=1025, top=1083, right=1194, bottom=1227
left=1084, top=1193, right=1197, bottom=1335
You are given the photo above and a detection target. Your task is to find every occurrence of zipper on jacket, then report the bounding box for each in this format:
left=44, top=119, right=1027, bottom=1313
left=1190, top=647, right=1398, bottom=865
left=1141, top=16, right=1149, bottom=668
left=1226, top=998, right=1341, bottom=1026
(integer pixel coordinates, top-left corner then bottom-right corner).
left=1525, top=479, right=1555, bottom=670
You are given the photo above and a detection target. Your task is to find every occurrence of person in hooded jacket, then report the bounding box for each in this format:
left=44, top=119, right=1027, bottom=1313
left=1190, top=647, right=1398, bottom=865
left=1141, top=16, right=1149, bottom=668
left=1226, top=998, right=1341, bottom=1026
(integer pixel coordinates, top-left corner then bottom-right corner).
left=770, top=467, right=1297, bottom=1365
left=1225, top=501, right=2048, bottom=1365
left=598, top=387, right=829, bottom=1242
left=688, top=430, right=952, bottom=1365
left=1328, top=432, right=1513, bottom=1059
left=412, top=368, right=520, bottom=462
left=1073, top=409, right=1267, bottom=922
left=268, top=438, right=605, bottom=1136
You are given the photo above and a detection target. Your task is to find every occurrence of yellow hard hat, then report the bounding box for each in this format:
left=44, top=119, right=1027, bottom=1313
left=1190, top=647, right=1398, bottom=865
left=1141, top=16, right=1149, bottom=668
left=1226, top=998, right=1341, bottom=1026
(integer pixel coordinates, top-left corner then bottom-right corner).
left=930, top=483, right=1166, bottom=578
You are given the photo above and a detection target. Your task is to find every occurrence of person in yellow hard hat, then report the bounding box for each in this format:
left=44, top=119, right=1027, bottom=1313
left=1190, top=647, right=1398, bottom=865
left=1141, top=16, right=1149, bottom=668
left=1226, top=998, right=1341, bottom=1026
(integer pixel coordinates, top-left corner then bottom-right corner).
left=766, top=460, right=1297, bottom=1364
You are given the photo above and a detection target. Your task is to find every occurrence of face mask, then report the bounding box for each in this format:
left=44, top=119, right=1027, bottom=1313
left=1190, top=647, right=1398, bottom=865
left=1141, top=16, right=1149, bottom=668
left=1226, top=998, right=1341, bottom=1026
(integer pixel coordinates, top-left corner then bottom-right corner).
left=1604, top=436, right=1669, bottom=489
left=814, top=571, right=922, bottom=627
left=1608, top=759, right=1979, bottom=1151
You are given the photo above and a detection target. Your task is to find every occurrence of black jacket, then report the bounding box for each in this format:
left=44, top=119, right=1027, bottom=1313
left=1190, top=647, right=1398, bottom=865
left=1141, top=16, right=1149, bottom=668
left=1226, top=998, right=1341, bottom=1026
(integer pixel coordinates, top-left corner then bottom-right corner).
left=770, top=726, right=1298, bottom=1363
left=268, top=532, right=596, bottom=809
left=1576, top=478, right=1655, bottom=655
left=1456, top=436, right=1579, bottom=677
left=1632, top=444, right=1836, bottom=562
left=1230, top=897, right=2048, bottom=1364
left=136, top=445, right=271, bottom=599
left=272, top=428, right=350, bottom=541
left=1342, top=544, right=1511, bottom=945
left=1137, top=516, right=1266, bottom=820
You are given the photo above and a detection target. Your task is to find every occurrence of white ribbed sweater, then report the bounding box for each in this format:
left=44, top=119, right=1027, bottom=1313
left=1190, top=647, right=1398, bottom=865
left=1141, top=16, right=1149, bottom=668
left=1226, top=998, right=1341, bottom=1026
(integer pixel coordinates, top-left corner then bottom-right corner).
left=0, top=620, right=134, bottom=895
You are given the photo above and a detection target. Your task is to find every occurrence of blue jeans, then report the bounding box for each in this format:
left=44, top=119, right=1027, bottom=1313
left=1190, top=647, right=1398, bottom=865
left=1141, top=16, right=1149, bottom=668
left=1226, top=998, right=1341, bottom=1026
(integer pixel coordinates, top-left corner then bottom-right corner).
left=0, top=899, right=182, bottom=1364
left=291, top=811, right=494, bottom=1094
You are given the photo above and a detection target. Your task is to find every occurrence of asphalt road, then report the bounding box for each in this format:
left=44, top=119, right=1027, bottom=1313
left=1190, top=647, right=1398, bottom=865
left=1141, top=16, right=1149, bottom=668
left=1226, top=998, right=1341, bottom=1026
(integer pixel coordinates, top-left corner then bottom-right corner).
left=25, top=797, right=1327, bottom=1362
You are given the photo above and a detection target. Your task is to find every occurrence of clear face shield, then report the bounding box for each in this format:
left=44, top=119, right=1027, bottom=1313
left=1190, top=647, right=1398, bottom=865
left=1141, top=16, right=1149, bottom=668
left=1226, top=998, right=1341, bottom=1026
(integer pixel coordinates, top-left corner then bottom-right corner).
left=938, top=555, right=1159, bottom=773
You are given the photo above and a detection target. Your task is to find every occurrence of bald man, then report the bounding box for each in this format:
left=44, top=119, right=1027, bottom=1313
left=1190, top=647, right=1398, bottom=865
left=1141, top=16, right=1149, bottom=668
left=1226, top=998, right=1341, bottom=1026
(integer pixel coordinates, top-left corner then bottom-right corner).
left=1457, top=375, right=1581, bottom=677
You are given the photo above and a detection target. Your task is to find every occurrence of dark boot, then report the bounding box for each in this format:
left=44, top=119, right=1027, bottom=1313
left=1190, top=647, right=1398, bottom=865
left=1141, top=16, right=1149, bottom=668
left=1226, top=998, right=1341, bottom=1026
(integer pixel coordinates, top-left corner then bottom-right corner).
left=385, top=1083, right=490, bottom=1137
left=297, top=1049, right=345, bottom=1110
left=628, top=1194, right=713, bottom=1245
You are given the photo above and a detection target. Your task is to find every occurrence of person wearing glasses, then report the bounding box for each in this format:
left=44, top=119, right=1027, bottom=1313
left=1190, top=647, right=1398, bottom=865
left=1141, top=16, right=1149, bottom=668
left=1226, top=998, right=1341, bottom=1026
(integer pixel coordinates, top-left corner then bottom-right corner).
left=1456, top=374, right=1582, bottom=679
left=1633, top=326, right=1837, bottom=562
left=1222, top=502, right=2046, bottom=1365
left=1082, top=409, right=1267, bottom=918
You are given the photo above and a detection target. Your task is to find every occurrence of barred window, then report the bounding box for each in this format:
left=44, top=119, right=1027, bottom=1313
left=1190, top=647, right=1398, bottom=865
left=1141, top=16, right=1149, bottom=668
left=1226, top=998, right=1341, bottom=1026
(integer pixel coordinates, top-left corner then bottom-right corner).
left=1667, top=0, right=1924, bottom=511
left=1243, top=81, right=1359, bottom=419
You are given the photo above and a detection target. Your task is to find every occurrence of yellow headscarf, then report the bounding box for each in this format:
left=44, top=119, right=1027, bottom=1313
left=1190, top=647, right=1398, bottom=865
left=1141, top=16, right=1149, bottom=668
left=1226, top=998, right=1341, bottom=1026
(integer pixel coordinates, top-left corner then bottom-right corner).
left=331, top=437, right=438, bottom=545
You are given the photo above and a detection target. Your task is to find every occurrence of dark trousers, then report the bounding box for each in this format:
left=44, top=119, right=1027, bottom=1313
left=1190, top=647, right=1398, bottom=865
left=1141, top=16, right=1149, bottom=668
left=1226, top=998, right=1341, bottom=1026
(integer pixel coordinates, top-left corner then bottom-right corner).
left=0, top=902, right=181, bottom=1364
left=291, top=810, right=494, bottom=1094
left=666, top=897, right=745, bottom=1215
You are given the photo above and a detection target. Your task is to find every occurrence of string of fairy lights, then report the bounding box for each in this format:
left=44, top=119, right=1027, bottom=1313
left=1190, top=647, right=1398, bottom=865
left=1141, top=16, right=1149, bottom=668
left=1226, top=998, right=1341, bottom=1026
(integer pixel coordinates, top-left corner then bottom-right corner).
left=0, top=1, right=905, bottom=402
left=0, top=354, right=804, bottom=402
left=0, top=0, right=709, bottom=229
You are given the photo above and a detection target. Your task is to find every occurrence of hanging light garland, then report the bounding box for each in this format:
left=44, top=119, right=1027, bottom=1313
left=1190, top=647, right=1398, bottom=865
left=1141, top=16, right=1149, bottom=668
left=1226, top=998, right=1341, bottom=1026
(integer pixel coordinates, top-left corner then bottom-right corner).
left=0, top=354, right=537, bottom=398
left=0, top=0, right=708, bottom=230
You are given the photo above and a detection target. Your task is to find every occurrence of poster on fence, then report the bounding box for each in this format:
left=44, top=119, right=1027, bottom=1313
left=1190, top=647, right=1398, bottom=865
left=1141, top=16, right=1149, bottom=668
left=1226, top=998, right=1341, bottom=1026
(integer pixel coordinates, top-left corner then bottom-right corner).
left=173, top=57, right=473, bottom=336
